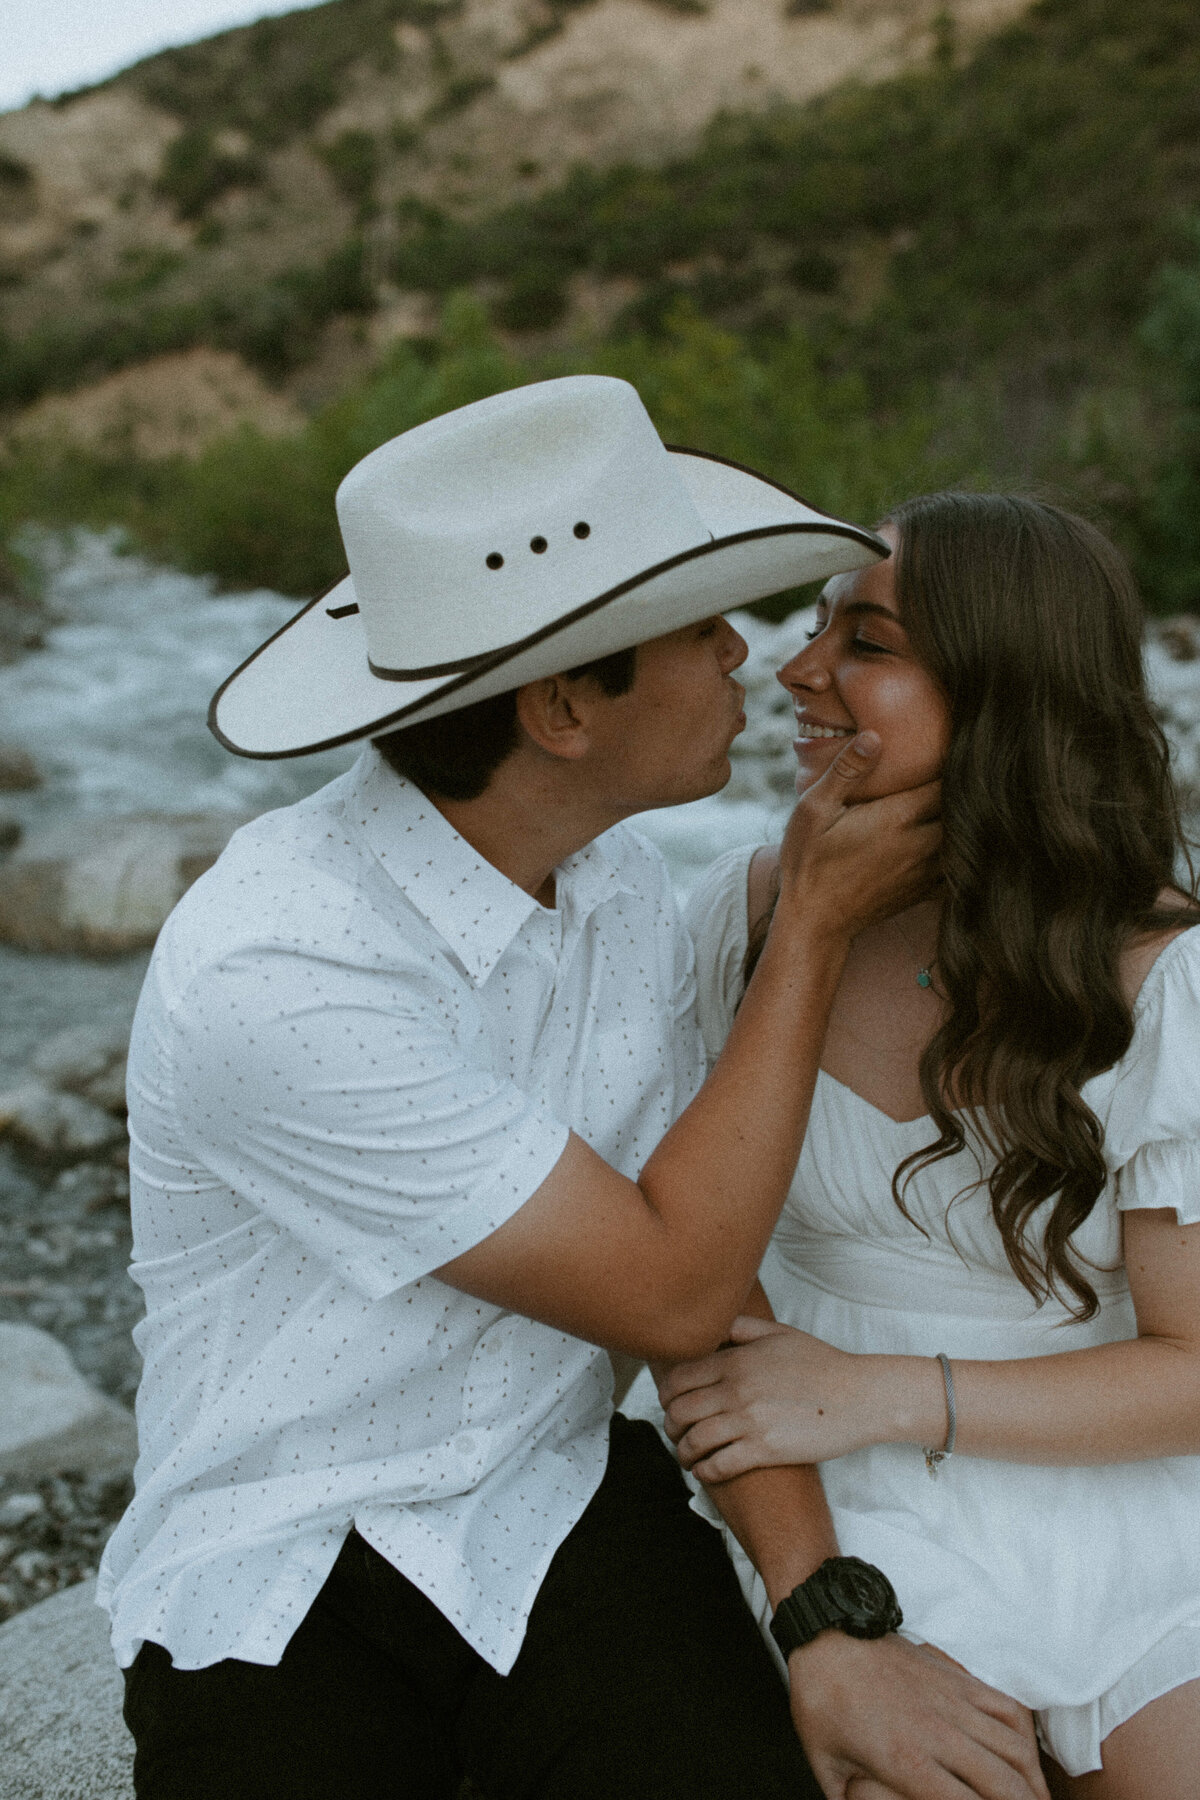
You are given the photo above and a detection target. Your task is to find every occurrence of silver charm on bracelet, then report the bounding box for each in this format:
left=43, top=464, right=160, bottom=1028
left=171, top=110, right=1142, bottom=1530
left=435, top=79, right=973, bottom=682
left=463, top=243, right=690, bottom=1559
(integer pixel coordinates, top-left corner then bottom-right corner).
left=924, top=1352, right=957, bottom=1478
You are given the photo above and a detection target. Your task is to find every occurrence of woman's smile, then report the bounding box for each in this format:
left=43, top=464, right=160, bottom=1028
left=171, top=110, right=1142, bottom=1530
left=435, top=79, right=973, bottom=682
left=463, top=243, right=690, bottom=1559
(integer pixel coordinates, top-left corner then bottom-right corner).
left=792, top=714, right=855, bottom=742
left=791, top=712, right=859, bottom=741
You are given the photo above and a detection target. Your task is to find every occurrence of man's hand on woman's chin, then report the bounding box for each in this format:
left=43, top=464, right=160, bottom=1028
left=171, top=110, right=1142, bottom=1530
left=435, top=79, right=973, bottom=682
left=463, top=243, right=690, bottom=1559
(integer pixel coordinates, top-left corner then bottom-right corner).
left=787, top=1631, right=1051, bottom=1800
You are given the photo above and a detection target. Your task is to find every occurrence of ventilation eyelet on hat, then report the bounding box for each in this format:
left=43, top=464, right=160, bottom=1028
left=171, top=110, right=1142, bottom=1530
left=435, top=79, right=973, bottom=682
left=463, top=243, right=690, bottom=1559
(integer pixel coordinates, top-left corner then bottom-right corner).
left=486, top=552, right=504, bottom=570
left=530, top=536, right=548, bottom=554
left=573, top=521, right=590, bottom=539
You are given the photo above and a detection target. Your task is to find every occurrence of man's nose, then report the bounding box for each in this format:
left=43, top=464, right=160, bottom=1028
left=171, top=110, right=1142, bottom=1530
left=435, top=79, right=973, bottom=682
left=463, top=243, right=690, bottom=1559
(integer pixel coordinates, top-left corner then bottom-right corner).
left=718, top=618, right=749, bottom=673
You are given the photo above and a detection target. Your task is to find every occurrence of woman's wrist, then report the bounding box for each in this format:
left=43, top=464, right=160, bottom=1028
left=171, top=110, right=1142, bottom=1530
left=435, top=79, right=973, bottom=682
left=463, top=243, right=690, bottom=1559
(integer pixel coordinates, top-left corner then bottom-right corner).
left=869, top=1353, right=949, bottom=1447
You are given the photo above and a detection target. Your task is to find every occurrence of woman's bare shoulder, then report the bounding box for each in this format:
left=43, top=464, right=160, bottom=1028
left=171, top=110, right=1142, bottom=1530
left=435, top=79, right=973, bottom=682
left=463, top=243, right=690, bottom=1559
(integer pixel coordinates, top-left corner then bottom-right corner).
left=746, top=846, right=780, bottom=939
left=1119, top=888, right=1200, bottom=1007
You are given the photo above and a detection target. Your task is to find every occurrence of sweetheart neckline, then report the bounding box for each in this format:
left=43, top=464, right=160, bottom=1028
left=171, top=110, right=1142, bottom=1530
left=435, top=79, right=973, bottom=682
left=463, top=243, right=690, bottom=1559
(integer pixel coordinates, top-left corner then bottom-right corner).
left=815, top=1067, right=933, bottom=1128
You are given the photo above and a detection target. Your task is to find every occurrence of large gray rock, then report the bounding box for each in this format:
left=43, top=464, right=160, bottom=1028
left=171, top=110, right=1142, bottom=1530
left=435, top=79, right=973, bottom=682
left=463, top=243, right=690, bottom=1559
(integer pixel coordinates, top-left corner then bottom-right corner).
left=0, top=1324, right=138, bottom=1481
left=0, top=1081, right=126, bottom=1160
left=0, top=743, right=41, bottom=791
left=0, top=812, right=241, bottom=953
left=31, top=1023, right=129, bottom=1115
left=0, top=1578, right=133, bottom=1800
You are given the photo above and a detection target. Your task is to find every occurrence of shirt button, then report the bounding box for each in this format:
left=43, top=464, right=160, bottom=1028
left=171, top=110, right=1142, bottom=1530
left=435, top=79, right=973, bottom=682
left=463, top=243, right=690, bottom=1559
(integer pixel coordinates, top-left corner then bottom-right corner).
left=455, top=1433, right=476, bottom=1458
left=486, top=1338, right=503, bottom=1356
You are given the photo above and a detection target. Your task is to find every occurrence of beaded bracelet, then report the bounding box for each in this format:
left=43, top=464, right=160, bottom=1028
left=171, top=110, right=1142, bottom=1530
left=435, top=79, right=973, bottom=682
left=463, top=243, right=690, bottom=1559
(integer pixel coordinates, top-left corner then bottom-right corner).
left=924, top=1352, right=957, bottom=1478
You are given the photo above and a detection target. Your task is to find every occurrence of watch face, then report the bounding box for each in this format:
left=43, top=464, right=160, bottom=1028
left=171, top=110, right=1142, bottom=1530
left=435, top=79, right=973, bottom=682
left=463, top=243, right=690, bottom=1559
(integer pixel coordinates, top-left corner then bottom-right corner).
left=823, top=1558, right=903, bottom=1638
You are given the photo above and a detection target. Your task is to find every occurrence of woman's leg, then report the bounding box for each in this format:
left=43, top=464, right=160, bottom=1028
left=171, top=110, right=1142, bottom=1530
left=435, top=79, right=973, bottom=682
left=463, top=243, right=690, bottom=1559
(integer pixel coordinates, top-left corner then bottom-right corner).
left=1053, top=1678, right=1200, bottom=1800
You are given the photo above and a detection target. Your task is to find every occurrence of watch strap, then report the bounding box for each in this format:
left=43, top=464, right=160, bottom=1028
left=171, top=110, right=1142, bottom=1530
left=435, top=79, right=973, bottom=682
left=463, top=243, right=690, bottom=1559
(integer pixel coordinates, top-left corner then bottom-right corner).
left=769, top=1581, right=835, bottom=1657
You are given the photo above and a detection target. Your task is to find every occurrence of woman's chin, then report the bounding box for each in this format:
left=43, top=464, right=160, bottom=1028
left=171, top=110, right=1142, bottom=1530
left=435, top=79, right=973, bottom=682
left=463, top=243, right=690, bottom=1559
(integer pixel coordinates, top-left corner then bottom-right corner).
left=793, top=739, right=907, bottom=804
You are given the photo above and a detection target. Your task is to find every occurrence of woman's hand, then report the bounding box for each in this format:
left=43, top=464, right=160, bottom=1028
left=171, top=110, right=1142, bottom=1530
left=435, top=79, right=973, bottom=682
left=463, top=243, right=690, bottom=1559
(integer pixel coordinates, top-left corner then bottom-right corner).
left=659, top=1315, right=898, bottom=1477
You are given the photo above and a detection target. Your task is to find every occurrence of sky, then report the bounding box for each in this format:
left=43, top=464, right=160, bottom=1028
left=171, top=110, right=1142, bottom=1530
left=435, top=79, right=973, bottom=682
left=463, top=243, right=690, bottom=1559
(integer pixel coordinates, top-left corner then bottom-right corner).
left=0, top=0, right=331, bottom=115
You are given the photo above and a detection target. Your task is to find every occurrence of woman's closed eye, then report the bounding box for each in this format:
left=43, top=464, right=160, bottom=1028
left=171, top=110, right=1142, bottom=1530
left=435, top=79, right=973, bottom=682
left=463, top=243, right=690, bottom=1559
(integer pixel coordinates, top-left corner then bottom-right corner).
left=804, top=626, right=892, bottom=655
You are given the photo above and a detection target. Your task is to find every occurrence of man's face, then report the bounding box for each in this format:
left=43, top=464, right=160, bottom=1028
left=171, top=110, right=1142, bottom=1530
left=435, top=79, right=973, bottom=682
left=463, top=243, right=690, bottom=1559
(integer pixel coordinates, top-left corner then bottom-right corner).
left=580, top=615, right=749, bottom=815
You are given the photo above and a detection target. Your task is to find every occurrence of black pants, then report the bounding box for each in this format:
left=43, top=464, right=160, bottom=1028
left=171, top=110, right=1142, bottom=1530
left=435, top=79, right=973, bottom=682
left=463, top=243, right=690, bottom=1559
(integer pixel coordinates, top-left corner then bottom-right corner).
left=123, top=1415, right=822, bottom=1799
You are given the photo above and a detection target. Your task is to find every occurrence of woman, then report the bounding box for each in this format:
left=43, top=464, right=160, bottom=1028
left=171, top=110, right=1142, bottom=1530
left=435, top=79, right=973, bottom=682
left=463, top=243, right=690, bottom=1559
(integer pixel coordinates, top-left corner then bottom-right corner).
left=654, top=494, right=1200, bottom=1798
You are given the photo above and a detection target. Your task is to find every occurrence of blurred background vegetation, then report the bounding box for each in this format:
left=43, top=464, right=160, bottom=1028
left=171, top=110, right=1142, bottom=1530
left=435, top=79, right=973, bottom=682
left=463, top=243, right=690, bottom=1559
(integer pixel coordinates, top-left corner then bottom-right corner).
left=2, top=0, right=1200, bottom=613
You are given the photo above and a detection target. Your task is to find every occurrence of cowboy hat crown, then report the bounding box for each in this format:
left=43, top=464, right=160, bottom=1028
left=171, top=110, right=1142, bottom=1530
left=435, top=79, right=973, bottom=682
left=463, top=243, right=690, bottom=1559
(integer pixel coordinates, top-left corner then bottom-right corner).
left=210, top=374, right=888, bottom=759
left=339, top=376, right=706, bottom=676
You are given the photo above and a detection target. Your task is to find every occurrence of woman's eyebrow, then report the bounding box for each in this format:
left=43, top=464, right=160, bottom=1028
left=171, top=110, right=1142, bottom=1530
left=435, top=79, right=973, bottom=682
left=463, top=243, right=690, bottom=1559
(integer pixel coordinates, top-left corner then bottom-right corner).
left=841, top=600, right=903, bottom=623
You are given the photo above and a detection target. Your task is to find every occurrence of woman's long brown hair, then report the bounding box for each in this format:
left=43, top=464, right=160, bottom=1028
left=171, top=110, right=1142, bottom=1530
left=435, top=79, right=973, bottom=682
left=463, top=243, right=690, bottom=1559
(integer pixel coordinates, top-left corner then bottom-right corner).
left=749, top=493, right=1200, bottom=1318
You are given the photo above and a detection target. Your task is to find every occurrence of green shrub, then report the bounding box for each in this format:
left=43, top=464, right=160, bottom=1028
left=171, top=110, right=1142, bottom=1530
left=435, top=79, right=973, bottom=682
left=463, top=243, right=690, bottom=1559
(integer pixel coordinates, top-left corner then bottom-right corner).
left=101, top=247, right=186, bottom=303
left=0, top=436, right=171, bottom=549
left=495, top=272, right=569, bottom=331
left=319, top=130, right=381, bottom=213
left=0, top=150, right=32, bottom=193
left=156, top=128, right=262, bottom=220
left=426, top=73, right=495, bottom=120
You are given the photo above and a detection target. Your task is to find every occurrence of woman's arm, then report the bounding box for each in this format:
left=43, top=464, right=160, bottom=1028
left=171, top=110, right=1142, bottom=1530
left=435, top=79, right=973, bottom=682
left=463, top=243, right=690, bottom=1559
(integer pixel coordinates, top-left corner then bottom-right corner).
left=660, top=1209, right=1200, bottom=1477
left=656, top=1287, right=1050, bottom=1800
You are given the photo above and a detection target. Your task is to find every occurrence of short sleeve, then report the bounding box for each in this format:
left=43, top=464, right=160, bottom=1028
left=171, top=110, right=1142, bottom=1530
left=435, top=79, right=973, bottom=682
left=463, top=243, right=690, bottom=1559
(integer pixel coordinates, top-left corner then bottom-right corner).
left=1109, top=927, right=1200, bottom=1227
left=682, top=846, right=757, bottom=1066
left=169, top=949, right=570, bottom=1299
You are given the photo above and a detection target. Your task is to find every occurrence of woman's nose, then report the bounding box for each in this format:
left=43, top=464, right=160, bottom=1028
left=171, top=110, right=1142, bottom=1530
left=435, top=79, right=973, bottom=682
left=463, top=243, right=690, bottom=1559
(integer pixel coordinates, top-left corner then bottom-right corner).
left=775, top=647, right=830, bottom=693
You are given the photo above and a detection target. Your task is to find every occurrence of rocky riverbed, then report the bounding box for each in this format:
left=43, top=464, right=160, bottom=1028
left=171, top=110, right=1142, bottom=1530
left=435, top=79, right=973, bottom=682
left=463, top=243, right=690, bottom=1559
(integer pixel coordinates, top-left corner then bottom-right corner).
left=0, top=1017, right=140, bottom=1625
left=1, top=533, right=1198, bottom=1633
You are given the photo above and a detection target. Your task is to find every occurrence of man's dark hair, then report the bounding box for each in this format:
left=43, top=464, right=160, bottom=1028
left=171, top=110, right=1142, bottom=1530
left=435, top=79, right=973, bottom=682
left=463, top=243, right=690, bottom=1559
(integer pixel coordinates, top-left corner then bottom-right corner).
left=373, top=645, right=639, bottom=802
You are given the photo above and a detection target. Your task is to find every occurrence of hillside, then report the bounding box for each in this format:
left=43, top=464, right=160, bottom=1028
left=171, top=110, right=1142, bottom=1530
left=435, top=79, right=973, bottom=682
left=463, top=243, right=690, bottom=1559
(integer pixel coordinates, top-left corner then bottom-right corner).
left=2, top=0, right=1200, bottom=612
left=0, top=0, right=1027, bottom=427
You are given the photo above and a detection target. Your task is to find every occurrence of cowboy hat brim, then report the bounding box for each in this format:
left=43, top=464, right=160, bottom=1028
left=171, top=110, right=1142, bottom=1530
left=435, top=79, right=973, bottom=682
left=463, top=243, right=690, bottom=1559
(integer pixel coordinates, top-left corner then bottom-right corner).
left=209, top=447, right=889, bottom=759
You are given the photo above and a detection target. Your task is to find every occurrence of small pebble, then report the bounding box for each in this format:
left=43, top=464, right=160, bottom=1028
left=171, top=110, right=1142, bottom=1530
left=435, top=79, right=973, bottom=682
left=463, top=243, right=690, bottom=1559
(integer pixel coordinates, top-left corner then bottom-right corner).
left=0, top=1492, right=45, bottom=1528
left=11, top=1548, right=50, bottom=1582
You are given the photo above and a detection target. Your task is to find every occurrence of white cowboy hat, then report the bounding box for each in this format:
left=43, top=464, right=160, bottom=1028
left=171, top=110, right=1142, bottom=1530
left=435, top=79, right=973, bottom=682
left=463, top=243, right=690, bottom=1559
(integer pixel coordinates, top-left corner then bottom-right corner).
left=209, top=374, right=888, bottom=758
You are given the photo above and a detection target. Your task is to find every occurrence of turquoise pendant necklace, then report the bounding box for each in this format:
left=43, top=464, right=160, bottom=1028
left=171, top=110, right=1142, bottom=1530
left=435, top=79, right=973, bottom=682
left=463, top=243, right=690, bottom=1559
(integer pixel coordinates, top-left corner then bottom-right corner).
left=892, top=914, right=936, bottom=991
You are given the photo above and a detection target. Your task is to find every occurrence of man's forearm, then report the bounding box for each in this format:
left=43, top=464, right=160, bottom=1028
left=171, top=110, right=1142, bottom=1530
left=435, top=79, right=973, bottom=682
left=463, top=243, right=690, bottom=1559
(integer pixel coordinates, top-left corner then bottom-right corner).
left=706, top=1459, right=838, bottom=1610
left=637, top=913, right=849, bottom=1347
left=689, top=1282, right=838, bottom=1607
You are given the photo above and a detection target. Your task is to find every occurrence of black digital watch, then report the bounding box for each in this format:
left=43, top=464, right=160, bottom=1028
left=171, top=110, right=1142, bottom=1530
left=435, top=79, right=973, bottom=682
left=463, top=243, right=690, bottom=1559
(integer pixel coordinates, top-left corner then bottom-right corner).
left=769, top=1556, right=903, bottom=1660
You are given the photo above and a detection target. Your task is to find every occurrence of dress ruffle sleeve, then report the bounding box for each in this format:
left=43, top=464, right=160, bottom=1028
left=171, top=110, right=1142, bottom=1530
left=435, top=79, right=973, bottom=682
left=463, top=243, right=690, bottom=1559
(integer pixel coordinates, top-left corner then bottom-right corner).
left=1106, top=925, right=1200, bottom=1226
left=681, top=845, right=756, bottom=1069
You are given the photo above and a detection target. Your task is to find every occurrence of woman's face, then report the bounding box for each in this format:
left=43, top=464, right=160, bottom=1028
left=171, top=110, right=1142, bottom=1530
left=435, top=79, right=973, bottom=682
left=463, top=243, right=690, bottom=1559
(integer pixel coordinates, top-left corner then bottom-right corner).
left=776, top=524, right=951, bottom=801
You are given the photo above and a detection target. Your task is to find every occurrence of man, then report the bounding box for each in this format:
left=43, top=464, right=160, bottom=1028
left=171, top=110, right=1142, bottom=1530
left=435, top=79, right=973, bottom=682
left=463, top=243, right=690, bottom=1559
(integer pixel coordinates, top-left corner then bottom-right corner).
left=100, top=376, right=1044, bottom=1799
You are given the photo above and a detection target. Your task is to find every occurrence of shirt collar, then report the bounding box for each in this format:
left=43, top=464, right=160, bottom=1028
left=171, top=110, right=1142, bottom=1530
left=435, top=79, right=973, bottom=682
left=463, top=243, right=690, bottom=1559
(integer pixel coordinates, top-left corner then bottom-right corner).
left=348, top=751, right=629, bottom=986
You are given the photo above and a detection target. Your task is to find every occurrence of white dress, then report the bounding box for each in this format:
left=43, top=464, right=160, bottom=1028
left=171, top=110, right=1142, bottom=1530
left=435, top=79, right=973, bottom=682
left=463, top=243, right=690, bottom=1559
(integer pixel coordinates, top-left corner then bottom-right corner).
left=627, top=845, right=1200, bottom=1776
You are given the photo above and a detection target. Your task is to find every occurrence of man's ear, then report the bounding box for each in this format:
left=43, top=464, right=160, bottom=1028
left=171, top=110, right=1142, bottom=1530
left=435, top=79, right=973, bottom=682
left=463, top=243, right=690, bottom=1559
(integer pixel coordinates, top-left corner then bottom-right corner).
left=515, top=675, right=594, bottom=762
